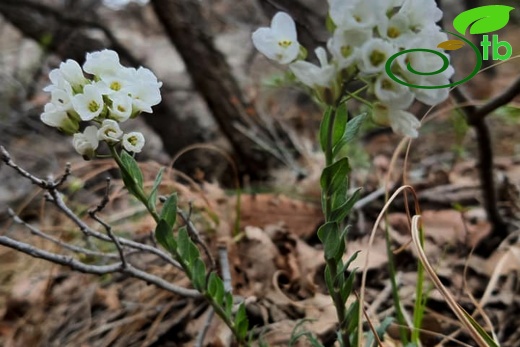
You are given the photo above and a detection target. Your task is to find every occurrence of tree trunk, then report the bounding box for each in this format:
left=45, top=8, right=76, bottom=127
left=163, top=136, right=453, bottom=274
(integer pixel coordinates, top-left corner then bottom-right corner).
left=150, top=0, right=285, bottom=178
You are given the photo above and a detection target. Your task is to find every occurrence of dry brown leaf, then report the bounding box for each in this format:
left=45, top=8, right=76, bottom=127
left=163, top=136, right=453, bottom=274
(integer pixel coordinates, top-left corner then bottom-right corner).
left=239, top=226, right=279, bottom=295
left=93, top=287, right=121, bottom=311
left=240, top=194, right=322, bottom=239
left=347, top=237, right=389, bottom=271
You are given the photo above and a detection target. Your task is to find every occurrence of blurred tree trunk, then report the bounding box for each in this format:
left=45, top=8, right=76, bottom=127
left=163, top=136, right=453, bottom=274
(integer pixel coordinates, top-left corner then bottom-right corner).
left=150, top=0, right=288, bottom=178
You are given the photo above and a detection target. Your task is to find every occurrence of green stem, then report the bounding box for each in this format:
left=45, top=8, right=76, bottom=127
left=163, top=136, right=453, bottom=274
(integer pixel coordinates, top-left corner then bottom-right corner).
left=110, top=146, right=160, bottom=221
left=411, top=224, right=426, bottom=343
left=323, top=105, right=351, bottom=347
left=110, top=146, right=247, bottom=345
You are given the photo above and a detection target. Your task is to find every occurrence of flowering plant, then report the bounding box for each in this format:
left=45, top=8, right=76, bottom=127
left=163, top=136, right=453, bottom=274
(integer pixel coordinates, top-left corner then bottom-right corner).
left=39, top=49, right=250, bottom=344
left=252, top=0, right=452, bottom=345
left=252, top=0, right=453, bottom=138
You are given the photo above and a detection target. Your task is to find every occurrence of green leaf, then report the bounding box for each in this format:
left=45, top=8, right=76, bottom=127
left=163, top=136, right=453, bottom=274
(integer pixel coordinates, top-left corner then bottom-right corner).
left=207, top=272, right=225, bottom=305
left=339, top=250, right=359, bottom=274
left=319, top=105, right=348, bottom=153
left=324, top=265, right=334, bottom=297
left=155, top=219, right=177, bottom=255
left=319, top=107, right=333, bottom=152
left=333, top=113, right=368, bottom=158
left=192, top=258, right=207, bottom=291
left=340, top=269, right=357, bottom=304
left=120, top=150, right=143, bottom=189
left=330, top=188, right=361, bottom=222
left=317, top=222, right=346, bottom=261
left=177, top=227, right=200, bottom=265
left=462, top=310, right=500, bottom=347
left=224, top=292, right=234, bottom=317
left=147, top=167, right=164, bottom=211
left=320, top=157, right=350, bottom=196
left=345, top=300, right=360, bottom=344
left=234, top=303, right=249, bottom=340
left=453, top=5, right=514, bottom=35
left=160, top=193, right=178, bottom=228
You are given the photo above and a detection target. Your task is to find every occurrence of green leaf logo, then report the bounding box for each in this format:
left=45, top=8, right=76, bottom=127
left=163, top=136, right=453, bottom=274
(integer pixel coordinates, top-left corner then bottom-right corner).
left=453, top=5, right=514, bottom=35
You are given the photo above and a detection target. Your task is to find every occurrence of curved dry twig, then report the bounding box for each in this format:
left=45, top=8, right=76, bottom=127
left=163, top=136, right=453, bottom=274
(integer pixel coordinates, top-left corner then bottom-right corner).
left=0, top=235, right=201, bottom=298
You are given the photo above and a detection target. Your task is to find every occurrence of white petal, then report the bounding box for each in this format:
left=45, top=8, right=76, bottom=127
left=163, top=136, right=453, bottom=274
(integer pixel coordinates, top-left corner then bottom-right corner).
left=271, top=12, right=297, bottom=41
left=252, top=28, right=278, bottom=60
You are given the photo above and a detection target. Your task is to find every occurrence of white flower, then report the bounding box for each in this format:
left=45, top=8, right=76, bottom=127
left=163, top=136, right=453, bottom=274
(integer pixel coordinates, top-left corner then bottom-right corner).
left=399, top=0, right=442, bottom=32
left=328, top=0, right=355, bottom=27
left=289, top=47, right=336, bottom=89
left=83, top=49, right=123, bottom=78
left=333, top=0, right=383, bottom=30
left=50, top=83, right=75, bottom=112
left=337, top=0, right=385, bottom=29
left=130, top=67, right=163, bottom=88
left=328, top=27, right=371, bottom=69
left=127, top=81, right=162, bottom=114
left=72, top=84, right=105, bottom=121
left=411, top=73, right=452, bottom=105
left=59, top=59, right=87, bottom=91
left=358, top=39, right=397, bottom=74
left=108, top=92, right=133, bottom=122
left=122, top=132, right=145, bottom=153
left=377, top=12, right=413, bottom=47
left=372, top=103, right=421, bottom=138
left=97, top=119, right=123, bottom=143
left=43, top=69, right=69, bottom=92
left=252, top=12, right=300, bottom=64
left=73, top=125, right=99, bottom=158
left=100, top=74, right=132, bottom=95
left=374, top=74, right=414, bottom=109
left=40, top=103, right=78, bottom=135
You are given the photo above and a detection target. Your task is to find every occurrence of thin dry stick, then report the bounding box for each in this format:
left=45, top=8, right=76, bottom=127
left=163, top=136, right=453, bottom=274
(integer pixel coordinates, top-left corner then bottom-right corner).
left=46, top=186, right=183, bottom=270
left=358, top=184, right=420, bottom=347
left=89, top=178, right=127, bottom=268
left=0, top=235, right=201, bottom=298
left=7, top=208, right=119, bottom=259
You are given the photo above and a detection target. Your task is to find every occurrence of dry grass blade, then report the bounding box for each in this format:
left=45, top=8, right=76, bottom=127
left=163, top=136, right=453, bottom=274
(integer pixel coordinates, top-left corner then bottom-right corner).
left=410, top=216, right=500, bottom=347
left=358, top=184, right=420, bottom=347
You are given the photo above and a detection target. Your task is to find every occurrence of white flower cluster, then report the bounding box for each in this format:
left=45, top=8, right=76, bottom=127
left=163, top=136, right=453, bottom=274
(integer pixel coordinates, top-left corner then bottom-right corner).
left=41, top=49, right=162, bottom=158
left=252, top=0, right=453, bottom=138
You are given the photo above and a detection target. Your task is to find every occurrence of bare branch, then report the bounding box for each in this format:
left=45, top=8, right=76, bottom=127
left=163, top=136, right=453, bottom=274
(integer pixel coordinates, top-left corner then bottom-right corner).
left=218, top=245, right=233, bottom=293
left=450, top=79, right=517, bottom=254
left=7, top=208, right=119, bottom=259
left=0, top=235, right=201, bottom=298
left=2, top=146, right=183, bottom=270
left=473, top=76, right=520, bottom=122
left=1, top=146, right=70, bottom=189
left=89, top=178, right=127, bottom=268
